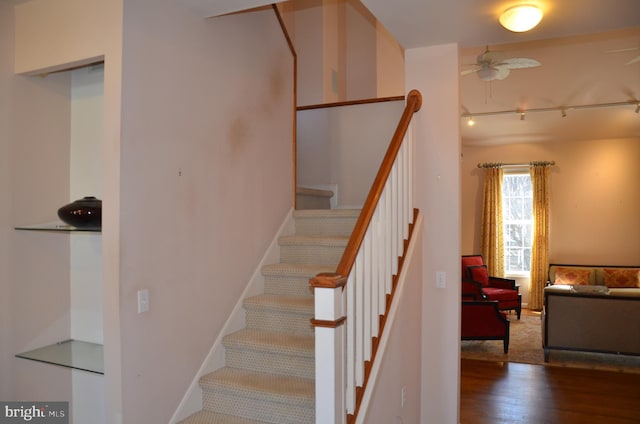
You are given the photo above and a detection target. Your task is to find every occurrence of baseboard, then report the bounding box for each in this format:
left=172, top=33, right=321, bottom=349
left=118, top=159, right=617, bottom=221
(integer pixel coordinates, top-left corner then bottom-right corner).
left=169, top=208, right=296, bottom=423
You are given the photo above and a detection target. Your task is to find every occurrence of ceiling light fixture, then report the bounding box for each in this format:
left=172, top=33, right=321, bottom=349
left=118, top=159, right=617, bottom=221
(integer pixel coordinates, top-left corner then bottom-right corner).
left=467, top=116, right=476, bottom=127
left=561, top=108, right=567, bottom=118
left=499, top=4, right=543, bottom=33
left=520, top=112, right=526, bottom=121
left=477, top=66, right=500, bottom=81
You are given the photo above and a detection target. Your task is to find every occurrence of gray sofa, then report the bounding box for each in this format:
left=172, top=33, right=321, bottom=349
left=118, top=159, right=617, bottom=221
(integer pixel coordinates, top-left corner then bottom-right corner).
left=542, top=264, right=640, bottom=362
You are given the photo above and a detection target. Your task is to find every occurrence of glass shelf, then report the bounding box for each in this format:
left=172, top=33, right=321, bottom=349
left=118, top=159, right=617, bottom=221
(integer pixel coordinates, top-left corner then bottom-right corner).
left=14, top=221, right=101, bottom=232
left=16, top=339, right=104, bottom=374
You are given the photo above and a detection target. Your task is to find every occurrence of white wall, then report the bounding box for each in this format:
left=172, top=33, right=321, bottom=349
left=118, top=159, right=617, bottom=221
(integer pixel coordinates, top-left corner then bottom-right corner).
left=9, top=1, right=125, bottom=422
left=117, top=2, right=294, bottom=422
left=4, top=43, right=74, bottom=408
left=297, top=100, right=404, bottom=207
left=70, top=66, right=105, bottom=424
left=406, top=44, right=461, bottom=424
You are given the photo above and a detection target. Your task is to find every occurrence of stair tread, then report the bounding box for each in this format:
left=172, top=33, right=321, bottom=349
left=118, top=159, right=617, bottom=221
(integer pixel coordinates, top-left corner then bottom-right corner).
left=244, top=294, right=314, bottom=313
left=179, top=410, right=273, bottom=424
left=293, top=208, right=361, bottom=218
left=224, top=329, right=314, bottom=356
left=201, top=368, right=314, bottom=405
left=279, top=234, right=349, bottom=246
left=262, top=262, right=336, bottom=277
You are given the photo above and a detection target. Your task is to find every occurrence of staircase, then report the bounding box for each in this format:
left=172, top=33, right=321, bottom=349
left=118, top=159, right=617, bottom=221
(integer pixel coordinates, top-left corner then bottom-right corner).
left=180, top=209, right=360, bottom=424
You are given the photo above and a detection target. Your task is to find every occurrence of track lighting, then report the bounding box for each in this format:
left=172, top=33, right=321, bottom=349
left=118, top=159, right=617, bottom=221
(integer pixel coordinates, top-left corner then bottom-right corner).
left=461, top=100, right=640, bottom=124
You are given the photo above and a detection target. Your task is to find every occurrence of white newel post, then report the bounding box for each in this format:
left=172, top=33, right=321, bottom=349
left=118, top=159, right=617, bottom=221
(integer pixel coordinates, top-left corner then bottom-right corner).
left=312, top=276, right=347, bottom=424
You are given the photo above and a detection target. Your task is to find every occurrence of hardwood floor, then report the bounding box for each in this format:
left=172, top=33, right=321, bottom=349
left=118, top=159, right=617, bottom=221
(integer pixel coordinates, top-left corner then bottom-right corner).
left=461, top=358, right=640, bottom=423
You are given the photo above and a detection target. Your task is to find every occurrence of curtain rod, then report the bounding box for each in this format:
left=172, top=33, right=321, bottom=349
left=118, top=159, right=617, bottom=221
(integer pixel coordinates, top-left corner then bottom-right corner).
left=477, top=161, right=555, bottom=168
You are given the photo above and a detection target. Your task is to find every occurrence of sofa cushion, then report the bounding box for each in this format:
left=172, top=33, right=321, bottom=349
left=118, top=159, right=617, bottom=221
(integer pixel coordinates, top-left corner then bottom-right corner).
left=553, top=267, right=593, bottom=285
left=603, top=268, right=640, bottom=288
left=468, top=265, right=489, bottom=287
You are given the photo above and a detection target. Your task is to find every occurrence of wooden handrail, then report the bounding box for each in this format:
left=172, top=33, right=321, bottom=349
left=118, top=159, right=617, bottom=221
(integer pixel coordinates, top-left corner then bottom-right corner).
left=310, top=89, right=422, bottom=289
left=297, top=95, right=405, bottom=111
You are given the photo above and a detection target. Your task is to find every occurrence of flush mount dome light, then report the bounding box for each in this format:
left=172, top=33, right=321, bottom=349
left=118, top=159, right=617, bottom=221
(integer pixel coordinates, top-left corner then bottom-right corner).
left=499, top=4, right=543, bottom=32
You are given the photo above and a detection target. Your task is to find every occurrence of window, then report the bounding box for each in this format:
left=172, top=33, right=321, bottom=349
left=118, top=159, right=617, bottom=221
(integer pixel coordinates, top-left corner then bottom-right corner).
left=502, top=172, right=533, bottom=274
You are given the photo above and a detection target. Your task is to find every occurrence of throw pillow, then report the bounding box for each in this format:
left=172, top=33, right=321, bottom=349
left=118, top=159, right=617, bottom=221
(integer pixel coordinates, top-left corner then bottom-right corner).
left=554, top=267, right=593, bottom=285
left=603, top=268, right=640, bottom=288
left=468, top=265, right=489, bottom=287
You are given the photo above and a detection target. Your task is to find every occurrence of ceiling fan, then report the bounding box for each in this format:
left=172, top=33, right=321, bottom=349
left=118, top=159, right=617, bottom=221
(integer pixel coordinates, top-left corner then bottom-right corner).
left=461, top=47, right=541, bottom=81
left=605, top=47, right=640, bottom=65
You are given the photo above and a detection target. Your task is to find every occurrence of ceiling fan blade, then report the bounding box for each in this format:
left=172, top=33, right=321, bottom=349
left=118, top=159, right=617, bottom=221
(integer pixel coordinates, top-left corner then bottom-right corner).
left=494, top=67, right=510, bottom=80
left=499, top=57, right=541, bottom=69
left=461, top=68, right=479, bottom=76
left=627, top=55, right=640, bottom=65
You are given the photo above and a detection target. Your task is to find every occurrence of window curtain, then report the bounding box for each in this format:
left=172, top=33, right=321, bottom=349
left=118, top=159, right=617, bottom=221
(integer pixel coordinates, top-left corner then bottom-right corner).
left=529, top=163, right=551, bottom=311
left=481, top=165, right=504, bottom=277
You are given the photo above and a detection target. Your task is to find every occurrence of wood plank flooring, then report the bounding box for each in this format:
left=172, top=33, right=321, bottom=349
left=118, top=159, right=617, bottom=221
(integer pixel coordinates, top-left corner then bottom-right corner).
left=461, top=358, right=640, bottom=423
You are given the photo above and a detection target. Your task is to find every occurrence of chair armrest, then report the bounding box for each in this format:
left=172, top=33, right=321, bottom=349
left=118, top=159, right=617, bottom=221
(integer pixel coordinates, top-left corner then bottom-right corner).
left=461, top=301, right=510, bottom=331
left=462, top=280, right=486, bottom=300
left=488, top=276, right=517, bottom=291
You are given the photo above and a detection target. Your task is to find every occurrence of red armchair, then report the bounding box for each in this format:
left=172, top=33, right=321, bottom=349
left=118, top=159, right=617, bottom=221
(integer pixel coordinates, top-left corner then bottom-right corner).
left=461, top=300, right=510, bottom=353
left=461, top=254, right=522, bottom=319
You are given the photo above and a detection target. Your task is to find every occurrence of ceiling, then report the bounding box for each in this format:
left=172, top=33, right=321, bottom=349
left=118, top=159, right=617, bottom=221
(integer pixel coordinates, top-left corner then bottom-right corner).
left=361, top=0, right=640, bottom=145
left=187, top=0, right=640, bottom=145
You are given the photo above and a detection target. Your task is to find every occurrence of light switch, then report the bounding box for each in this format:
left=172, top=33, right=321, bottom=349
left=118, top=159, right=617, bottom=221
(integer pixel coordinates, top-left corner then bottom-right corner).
left=436, top=271, right=446, bottom=289
left=137, top=289, right=149, bottom=313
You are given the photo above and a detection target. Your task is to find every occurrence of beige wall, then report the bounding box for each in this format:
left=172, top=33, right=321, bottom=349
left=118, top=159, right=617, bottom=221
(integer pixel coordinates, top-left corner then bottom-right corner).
left=296, top=100, right=404, bottom=207
left=406, top=44, right=461, bottom=424
left=462, top=137, right=640, bottom=268
left=13, top=0, right=112, bottom=73
left=289, top=0, right=404, bottom=105
left=117, top=2, right=294, bottom=422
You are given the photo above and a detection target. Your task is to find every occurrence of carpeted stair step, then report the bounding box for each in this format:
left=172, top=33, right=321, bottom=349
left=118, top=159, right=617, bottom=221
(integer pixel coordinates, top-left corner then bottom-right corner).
left=243, top=294, right=314, bottom=335
left=293, top=209, right=360, bottom=236
left=179, top=410, right=274, bottom=424
left=279, top=235, right=349, bottom=266
left=262, top=263, right=335, bottom=298
left=223, top=328, right=314, bottom=379
left=200, top=367, right=314, bottom=423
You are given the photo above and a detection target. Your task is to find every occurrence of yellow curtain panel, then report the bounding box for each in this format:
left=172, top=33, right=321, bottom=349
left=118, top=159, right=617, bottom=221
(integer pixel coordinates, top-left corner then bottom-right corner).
left=481, top=166, right=504, bottom=277
left=529, top=163, right=551, bottom=310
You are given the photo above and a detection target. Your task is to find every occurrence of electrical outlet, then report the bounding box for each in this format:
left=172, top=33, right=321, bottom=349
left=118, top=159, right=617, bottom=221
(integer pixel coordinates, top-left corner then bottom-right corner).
left=137, top=289, right=149, bottom=313
left=401, top=386, right=407, bottom=408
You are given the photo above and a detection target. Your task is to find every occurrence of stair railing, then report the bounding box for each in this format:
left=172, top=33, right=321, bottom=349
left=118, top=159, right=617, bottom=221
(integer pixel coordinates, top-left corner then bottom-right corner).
left=310, top=89, right=422, bottom=424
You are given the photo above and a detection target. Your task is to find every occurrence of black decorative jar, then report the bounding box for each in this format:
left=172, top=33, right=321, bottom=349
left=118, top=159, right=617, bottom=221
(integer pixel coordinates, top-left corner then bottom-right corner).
left=57, top=196, right=102, bottom=229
